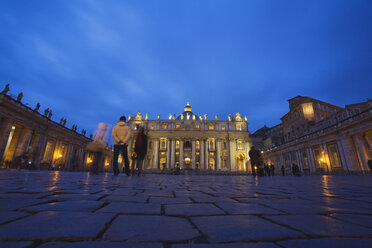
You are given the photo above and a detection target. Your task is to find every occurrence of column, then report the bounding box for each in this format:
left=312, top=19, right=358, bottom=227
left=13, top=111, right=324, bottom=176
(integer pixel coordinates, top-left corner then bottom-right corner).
left=179, top=140, right=184, bottom=169
left=205, top=139, right=209, bottom=170
left=191, top=140, right=196, bottom=170
left=14, top=127, right=32, bottom=157
left=337, top=139, right=349, bottom=172
left=200, top=139, right=204, bottom=170
left=166, top=139, right=171, bottom=169
left=33, top=133, right=47, bottom=168
left=65, top=144, right=74, bottom=170
left=340, top=136, right=356, bottom=171
left=216, top=140, right=221, bottom=171
left=306, top=148, right=315, bottom=173
left=170, top=139, right=175, bottom=169
left=354, top=135, right=368, bottom=172
left=153, top=139, right=159, bottom=169
left=295, top=150, right=303, bottom=171
left=0, top=118, right=13, bottom=160
left=228, top=138, right=232, bottom=171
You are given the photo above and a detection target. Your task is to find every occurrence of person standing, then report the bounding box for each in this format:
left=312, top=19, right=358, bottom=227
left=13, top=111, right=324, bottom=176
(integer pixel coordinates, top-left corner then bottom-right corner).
left=281, top=165, right=285, bottom=176
left=270, top=164, right=275, bottom=176
left=134, top=127, right=148, bottom=176
left=112, top=116, right=131, bottom=176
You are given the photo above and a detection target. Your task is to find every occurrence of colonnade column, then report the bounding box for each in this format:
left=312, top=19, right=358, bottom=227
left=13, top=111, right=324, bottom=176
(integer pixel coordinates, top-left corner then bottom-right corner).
left=153, top=139, right=159, bottom=169
left=33, top=133, right=47, bottom=168
left=200, top=139, right=204, bottom=170
left=228, top=138, right=232, bottom=171
left=354, top=134, right=368, bottom=172
left=170, top=139, right=175, bottom=169
left=295, top=150, right=302, bottom=171
left=166, top=139, right=171, bottom=169
left=179, top=140, right=184, bottom=169
left=205, top=139, right=209, bottom=170
left=191, top=140, right=196, bottom=169
left=216, top=139, right=221, bottom=171
left=306, top=148, right=315, bottom=173
left=0, top=118, right=14, bottom=161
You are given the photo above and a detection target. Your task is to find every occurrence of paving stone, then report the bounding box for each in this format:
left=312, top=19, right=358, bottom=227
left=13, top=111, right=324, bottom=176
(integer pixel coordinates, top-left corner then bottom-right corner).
left=0, top=211, right=114, bottom=239
left=22, top=200, right=104, bottom=212
left=0, top=242, right=34, bottom=248
left=266, top=214, right=372, bottom=236
left=103, top=215, right=200, bottom=241
left=149, top=196, right=192, bottom=204
left=0, top=199, right=47, bottom=211
left=45, top=194, right=103, bottom=201
left=278, top=238, right=372, bottom=248
left=217, top=202, right=283, bottom=215
left=103, top=195, right=148, bottom=203
left=165, top=203, right=225, bottom=216
left=38, top=242, right=163, bottom=248
left=330, top=213, right=372, bottom=228
left=0, top=211, right=30, bottom=224
left=192, top=196, right=236, bottom=203
left=191, top=215, right=303, bottom=242
left=97, top=202, right=161, bottom=214
left=172, top=243, right=279, bottom=248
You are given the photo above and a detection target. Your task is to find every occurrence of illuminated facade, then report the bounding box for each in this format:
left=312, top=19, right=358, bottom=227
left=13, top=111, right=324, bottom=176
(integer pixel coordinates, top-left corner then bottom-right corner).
left=261, top=96, right=372, bottom=174
left=127, top=102, right=252, bottom=171
left=0, top=90, right=110, bottom=171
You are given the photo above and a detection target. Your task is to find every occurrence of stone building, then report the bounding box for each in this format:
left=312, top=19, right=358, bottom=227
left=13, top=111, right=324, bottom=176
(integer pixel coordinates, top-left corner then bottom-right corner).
left=261, top=96, right=372, bottom=174
left=0, top=87, right=109, bottom=171
left=127, top=102, right=252, bottom=172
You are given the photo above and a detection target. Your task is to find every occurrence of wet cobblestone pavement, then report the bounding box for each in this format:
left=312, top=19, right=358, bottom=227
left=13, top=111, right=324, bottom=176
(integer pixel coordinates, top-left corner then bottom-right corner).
left=0, top=170, right=372, bottom=248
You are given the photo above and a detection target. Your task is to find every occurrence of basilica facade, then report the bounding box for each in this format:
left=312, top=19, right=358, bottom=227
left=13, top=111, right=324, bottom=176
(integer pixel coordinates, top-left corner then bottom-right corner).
left=127, top=102, right=252, bottom=172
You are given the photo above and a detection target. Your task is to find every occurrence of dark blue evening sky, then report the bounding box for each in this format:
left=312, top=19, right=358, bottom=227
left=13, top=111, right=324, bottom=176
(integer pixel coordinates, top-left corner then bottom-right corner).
left=1, top=0, right=371, bottom=140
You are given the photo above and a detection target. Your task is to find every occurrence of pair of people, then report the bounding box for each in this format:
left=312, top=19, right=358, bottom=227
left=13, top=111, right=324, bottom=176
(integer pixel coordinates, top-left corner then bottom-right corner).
left=112, top=116, right=147, bottom=176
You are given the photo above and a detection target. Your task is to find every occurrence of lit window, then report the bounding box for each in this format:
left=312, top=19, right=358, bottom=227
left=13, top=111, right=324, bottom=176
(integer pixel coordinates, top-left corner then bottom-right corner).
left=176, top=140, right=180, bottom=149
left=162, top=124, right=167, bottom=129
left=161, top=140, right=167, bottom=150
left=221, top=126, right=226, bottom=130
left=196, top=152, right=200, bottom=155
left=196, top=125, right=200, bottom=129
left=176, top=152, right=179, bottom=155
left=176, top=125, right=180, bottom=128
left=196, top=141, right=200, bottom=150
left=161, top=152, right=166, bottom=155
left=237, top=140, right=243, bottom=150
left=236, top=124, right=242, bottom=131
left=150, top=126, right=154, bottom=130
left=209, top=125, right=215, bottom=130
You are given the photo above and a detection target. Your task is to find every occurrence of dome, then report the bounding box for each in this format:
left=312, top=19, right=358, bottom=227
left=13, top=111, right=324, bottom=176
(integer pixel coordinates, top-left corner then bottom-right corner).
left=177, top=101, right=198, bottom=120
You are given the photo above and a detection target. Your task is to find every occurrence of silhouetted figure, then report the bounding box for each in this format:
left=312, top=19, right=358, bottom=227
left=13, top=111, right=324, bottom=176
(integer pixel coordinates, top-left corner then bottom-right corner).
left=60, top=118, right=64, bottom=124
left=112, top=116, right=131, bottom=176
left=34, top=103, right=40, bottom=112
left=47, top=110, right=52, bottom=119
left=249, top=146, right=263, bottom=177
left=134, top=126, right=148, bottom=176
left=44, top=108, right=50, bottom=116
left=82, top=129, right=86, bottom=135
left=62, top=119, right=66, bottom=126
left=1, top=84, right=9, bottom=95
left=270, top=164, right=275, bottom=176
left=16, top=92, right=23, bottom=102
left=281, top=165, right=285, bottom=176
left=292, top=163, right=301, bottom=176
left=367, top=159, right=372, bottom=172
left=264, top=164, right=270, bottom=176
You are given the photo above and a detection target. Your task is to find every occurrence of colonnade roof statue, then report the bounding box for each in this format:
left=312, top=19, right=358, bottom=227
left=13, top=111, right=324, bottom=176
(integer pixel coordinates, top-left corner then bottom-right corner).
left=128, top=101, right=248, bottom=125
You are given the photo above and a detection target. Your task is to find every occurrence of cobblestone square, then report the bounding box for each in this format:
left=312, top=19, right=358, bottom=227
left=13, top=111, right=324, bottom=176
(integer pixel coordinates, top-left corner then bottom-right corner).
left=0, top=170, right=372, bottom=248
